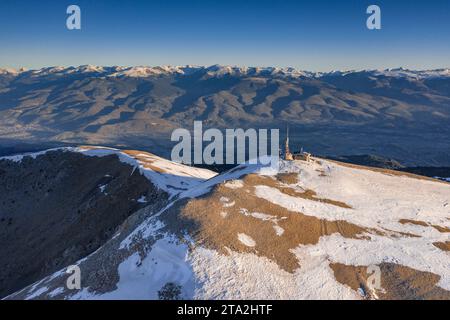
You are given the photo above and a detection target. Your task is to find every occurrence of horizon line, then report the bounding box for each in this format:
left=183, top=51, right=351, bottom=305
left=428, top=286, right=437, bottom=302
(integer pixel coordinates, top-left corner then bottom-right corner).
left=2, top=64, right=450, bottom=74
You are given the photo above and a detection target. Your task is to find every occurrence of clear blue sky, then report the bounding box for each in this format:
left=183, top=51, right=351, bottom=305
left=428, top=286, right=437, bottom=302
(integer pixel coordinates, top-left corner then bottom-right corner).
left=0, top=0, right=449, bottom=71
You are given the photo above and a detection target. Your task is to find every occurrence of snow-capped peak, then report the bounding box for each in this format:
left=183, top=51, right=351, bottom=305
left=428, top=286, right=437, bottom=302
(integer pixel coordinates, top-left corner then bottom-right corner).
left=1, top=65, right=449, bottom=80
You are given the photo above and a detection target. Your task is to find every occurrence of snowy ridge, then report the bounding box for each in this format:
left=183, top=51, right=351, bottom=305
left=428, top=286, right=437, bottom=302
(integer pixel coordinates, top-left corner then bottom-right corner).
left=5, top=154, right=450, bottom=300
left=179, top=156, right=278, bottom=199
left=76, top=146, right=217, bottom=196
left=0, top=146, right=217, bottom=197
left=101, top=157, right=449, bottom=299
left=0, top=147, right=70, bottom=162
left=372, top=68, right=450, bottom=80
left=2, top=65, right=449, bottom=80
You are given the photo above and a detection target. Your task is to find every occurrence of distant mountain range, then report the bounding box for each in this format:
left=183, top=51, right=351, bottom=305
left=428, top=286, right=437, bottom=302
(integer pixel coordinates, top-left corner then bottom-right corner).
left=0, top=65, right=449, bottom=166
left=2, top=65, right=450, bottom=79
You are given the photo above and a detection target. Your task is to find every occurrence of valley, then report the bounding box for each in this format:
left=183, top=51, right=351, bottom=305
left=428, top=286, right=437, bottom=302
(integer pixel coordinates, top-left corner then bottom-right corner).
left=1, top=65, right=450, bottom=166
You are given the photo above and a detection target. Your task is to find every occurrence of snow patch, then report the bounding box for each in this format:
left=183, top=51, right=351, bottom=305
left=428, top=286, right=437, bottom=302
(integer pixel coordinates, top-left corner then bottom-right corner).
left=71, top=235, right=195, bottom=300
left=273, top=225, right=285, bottom=236
left=295, top=233, right=450, bottom=291
left=137, top=196, right=147, bottom=203
left=220, top=211, right=228, bottom=218
left=237, top=233, right=256, bottom=247
left=119, top=215, right=166, bottom=250
left=220, top=196, right=235, bottom=208
left=48, top=287, right=64, bottom=298
left=224, top=180, right=244, bottom=189
left=189, top=247, right=359, bottom=299
left=99, top=184, right=108, bottom=194
left=25, top=287, right=49, bottom=300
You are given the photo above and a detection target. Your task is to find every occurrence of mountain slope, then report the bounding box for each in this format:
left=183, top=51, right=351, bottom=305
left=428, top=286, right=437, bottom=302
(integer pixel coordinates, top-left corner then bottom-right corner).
left=4, top=150, right=449, bottom=300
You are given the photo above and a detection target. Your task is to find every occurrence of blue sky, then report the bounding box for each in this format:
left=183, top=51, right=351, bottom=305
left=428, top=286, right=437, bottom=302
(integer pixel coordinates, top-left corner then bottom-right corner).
left=0, top=0, right=449, bottom=71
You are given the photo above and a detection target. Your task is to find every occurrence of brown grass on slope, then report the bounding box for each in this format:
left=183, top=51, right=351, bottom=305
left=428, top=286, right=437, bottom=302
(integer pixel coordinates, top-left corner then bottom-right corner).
left=331, top=262, right=450, bottom=300
left=162, top=174, right=375, bottom=273
left=399, top=219, right=450, bottom=233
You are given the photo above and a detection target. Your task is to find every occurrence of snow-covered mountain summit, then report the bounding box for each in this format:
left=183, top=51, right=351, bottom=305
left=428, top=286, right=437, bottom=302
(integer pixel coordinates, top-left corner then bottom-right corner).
left=2, top=147, right=449, bottom=300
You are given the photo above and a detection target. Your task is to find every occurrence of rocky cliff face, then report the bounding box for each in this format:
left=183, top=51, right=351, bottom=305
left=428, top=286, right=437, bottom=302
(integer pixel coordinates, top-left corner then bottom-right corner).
left=0, top=149, right=170, bottom=298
